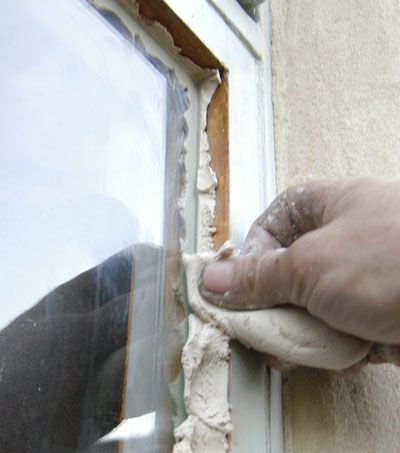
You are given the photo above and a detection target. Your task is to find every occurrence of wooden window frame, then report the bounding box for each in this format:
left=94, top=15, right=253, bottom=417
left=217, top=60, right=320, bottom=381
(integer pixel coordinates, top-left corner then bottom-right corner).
left=97, top=0, right=283, bottom=451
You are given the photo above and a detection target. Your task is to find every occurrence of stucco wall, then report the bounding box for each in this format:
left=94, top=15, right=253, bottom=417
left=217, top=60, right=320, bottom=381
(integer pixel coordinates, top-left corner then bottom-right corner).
left=268, top=1, right=400, bottom=452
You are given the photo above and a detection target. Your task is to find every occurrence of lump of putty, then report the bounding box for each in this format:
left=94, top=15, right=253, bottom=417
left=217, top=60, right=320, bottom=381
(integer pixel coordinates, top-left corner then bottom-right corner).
left=184, top=242, right=371, bottom=370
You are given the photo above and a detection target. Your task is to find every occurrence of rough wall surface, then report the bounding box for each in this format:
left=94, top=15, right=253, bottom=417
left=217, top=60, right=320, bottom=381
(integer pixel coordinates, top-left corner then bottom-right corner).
left=268, top=1, right=400, bottom=452
left=270, top=0, right=400, bottom=190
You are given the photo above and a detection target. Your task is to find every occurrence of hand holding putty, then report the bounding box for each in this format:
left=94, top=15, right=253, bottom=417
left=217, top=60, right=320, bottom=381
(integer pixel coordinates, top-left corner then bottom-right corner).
left=193, top=177, right=400, bottom=371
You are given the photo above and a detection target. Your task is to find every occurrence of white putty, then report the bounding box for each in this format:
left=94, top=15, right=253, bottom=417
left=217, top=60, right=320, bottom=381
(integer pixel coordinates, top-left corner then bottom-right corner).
left=173, top=317, right=231, bottom=453
left=173, top=73, right=231, bottom=453
left=181, top=316, right=231, bottom=432
left=197, top=75, right=220, bottom=253
left=174, top=415, right=229, bottom=453
left=185, top=242, right=372, bottom=371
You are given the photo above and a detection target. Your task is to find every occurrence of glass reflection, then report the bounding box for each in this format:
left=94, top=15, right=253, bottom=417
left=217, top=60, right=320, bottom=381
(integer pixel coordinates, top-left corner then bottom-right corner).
left=0, top=0, right=179, bottom=451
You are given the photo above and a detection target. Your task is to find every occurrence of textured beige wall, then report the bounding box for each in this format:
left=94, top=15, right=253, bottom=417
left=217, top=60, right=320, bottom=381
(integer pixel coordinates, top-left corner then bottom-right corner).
left=269, top=1, right=400, bottom=452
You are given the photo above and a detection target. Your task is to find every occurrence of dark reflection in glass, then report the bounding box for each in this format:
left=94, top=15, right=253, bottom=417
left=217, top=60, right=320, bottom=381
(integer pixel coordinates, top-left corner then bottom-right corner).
left=0, top=248, right=133, bottom=450
left=0, top=0, right=189, bottom=451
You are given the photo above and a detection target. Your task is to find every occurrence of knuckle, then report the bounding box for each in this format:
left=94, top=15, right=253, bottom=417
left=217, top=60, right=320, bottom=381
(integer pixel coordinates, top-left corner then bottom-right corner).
left=284, top=236, right=321, bottom=307
left=305, top=271, right=341, bottom=322
left=232, top=254, right=259, bottom=305
left=232, top=252, right=282, bottom=308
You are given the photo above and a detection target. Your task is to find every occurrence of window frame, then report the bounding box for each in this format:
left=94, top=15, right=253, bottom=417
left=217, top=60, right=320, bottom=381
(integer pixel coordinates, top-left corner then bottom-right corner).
left=92, top=0, right=283, bottom=451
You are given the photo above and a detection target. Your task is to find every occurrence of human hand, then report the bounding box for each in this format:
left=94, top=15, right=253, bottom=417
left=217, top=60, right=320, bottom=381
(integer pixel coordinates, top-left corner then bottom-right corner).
left=201, top=177, right=400, bottom=367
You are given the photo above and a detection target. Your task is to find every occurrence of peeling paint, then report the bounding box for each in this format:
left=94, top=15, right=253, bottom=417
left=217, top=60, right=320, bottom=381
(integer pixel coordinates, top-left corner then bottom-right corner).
left=135, top=0, right=221, bottom=70
left=113, top=0, right=224, bottom=80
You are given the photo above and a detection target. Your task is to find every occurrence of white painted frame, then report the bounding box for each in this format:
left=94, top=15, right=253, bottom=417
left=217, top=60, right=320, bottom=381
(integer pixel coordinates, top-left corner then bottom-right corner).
left=95, top=0, right=283, bottom=450
left=160, top=1, right=283, bottom=452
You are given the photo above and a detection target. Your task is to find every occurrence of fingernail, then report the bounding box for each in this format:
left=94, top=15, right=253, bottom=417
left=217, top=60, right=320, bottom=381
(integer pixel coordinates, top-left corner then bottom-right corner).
left=202, top=260, right=234, bottom=295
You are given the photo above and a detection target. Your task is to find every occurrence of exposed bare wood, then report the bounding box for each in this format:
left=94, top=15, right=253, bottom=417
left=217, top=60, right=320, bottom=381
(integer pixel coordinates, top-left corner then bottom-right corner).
left=135, top=0, right=222, bottom=71
left=207, top=75, right=230, bottom=248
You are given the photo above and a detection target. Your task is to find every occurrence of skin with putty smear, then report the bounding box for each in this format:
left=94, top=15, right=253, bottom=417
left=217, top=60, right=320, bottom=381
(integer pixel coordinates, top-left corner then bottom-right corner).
left=201, top=177, right=400, bottom=371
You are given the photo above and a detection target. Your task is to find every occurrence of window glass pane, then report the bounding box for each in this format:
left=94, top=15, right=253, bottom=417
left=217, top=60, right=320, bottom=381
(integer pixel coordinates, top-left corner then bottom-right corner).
left=0, top=1, right=189, bottom=451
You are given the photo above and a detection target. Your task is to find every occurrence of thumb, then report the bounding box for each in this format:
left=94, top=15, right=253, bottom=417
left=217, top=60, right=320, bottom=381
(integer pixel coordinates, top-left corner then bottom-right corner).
left=201, top=248, right=293, bottom=309
left=201, top=229, right=323, bottom=310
